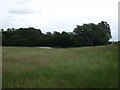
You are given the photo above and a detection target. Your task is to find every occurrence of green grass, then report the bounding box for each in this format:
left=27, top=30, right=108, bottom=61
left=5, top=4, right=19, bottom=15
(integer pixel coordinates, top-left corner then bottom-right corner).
left=2, top=44, right=118, bottom=88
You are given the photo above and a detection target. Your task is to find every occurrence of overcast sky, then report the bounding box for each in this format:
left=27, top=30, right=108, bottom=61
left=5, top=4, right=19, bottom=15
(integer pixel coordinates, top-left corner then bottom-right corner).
left=0, top=0, right=119, bottom=41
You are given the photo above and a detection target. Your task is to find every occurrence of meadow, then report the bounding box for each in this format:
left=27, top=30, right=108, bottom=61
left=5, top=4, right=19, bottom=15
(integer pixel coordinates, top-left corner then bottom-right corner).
left=2, top=44, right=118, bottom=88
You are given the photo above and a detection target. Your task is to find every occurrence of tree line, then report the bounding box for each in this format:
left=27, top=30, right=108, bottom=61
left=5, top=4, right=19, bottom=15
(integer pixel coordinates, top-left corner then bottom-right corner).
left=1, top=21, right=112, bottom=47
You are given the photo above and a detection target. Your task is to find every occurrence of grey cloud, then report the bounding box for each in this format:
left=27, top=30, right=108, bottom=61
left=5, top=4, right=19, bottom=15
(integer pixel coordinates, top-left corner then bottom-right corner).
left=10, top=7, right=41, bottom=14
left=14, top=0, right=32, bottom=5
left=10, top=8, right=35, bottom=14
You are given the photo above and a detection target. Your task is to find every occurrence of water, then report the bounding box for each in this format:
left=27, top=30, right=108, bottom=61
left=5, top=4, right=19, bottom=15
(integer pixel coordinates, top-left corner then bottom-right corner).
left=36, top=46, right=52, bottom=49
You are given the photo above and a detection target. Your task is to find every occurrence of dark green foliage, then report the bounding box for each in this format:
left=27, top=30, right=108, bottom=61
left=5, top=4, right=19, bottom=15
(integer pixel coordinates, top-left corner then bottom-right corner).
left=2, top=27, right=43, bottom=46
left=73, top=21, right=111, bottom=46
left=2, top=21, right=112, bottom=47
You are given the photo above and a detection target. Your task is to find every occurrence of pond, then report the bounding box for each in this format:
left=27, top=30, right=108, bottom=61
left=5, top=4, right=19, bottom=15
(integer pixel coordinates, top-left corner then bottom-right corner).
left=35, top=46, right=52, bottom=49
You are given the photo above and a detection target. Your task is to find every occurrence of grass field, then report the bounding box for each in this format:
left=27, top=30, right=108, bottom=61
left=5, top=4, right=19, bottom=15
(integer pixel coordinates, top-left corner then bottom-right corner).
left=2, top=44, right=118, bottom=88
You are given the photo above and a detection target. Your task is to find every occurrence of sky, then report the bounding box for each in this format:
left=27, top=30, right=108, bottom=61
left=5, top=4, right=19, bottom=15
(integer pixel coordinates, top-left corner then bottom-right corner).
left=0, top=0, right=119, bottom=41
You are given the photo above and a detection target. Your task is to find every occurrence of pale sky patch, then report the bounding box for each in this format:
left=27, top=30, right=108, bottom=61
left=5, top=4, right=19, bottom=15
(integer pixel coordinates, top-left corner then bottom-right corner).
left=0, top=0, right=119, bottom=41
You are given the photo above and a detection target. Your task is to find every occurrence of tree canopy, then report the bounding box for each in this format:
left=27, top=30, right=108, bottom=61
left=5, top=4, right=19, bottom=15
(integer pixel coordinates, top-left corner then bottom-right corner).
left=1, top=21, right=112, bottom=47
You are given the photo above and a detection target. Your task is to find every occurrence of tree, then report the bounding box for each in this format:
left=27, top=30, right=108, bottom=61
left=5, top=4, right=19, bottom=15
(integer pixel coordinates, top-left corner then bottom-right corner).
left=2, top=21, right=112, bottom=47
left=98, top=21, right=112, bottom=44
left=73, top=21, right=112, bottom=46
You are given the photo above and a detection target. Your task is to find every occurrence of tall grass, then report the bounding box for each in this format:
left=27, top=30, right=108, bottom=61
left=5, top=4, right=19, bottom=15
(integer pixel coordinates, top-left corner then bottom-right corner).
left=2, top=44, right=118, bottom=88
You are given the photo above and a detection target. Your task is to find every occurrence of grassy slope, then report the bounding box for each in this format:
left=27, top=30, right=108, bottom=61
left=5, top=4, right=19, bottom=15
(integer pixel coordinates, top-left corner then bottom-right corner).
left=2, top=44, right=118, bottom=88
